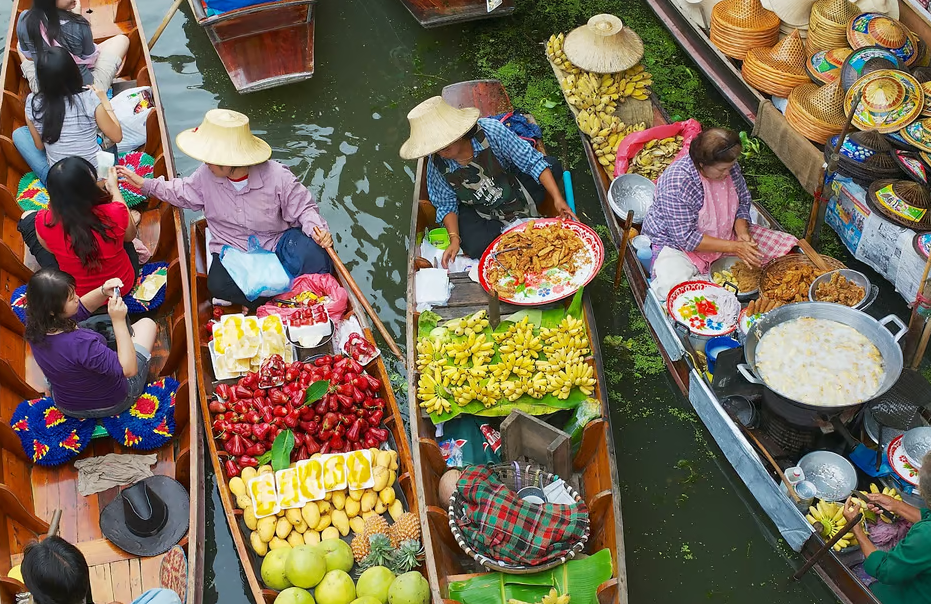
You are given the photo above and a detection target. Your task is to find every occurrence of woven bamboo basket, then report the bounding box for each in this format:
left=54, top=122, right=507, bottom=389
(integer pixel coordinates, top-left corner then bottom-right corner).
left=760, top=253, right=846, bottom=302
left=447, top=461, right=590, bottom=574
left=742, top=30, right=811, bottom=97
left=710, top=0, right=781, bottom=59
left=786, top=81, right=848, bottom=143
left=806, top=0, right=860, bottom=55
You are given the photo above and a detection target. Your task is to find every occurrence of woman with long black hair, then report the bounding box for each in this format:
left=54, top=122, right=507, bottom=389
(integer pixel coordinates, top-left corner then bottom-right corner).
left=16, top=0, right=129, bottom=94
left=17, top=157, right=140, bottom=297
left=13, top=46, right=122, bottom=183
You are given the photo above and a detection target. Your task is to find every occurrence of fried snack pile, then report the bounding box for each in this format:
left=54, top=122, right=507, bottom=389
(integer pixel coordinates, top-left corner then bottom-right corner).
left=712, top=260, right=761, bottom=293
left=488, top=221, right=585, bottom=295
left=815, top=273, right=865, bottom=307
left=761, top=264, right=829, bottom=303
left=744, top=297, right=783, bottom=316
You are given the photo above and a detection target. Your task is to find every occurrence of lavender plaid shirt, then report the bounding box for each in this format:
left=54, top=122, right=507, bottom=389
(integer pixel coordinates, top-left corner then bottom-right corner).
left=641, top=157, right=752, bottom=253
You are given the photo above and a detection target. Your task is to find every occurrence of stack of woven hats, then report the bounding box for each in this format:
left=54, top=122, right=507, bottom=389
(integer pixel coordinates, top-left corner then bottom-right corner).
left=786, top=80, right=848, bottom=143
left=807, top=0, right=860, bottom=55
left=710, top=0, right=781, bottom=60
left=742, top=30, right=811, bottom=97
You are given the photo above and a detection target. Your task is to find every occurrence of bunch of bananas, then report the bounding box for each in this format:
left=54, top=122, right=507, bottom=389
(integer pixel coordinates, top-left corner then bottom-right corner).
left=545, top=32, right=580, bottom=75
left=630, top=136, right=685, bottom=180
left=452, top=379, right=501, bottom=409
left=491, top=353, right=536, bottom=382
left=446, top=331, right=495, bottom=365
left=548, top=362, right=596, bottom=399
left=494, top=317, right=543, bottom=359
left=446, top=310, right=489, bottom=337
left=415, top=337, right=445, bottom=373
left=502, top=373, right=549, bottom=401
left=541, top=315, right=588, bottom=352
left=509, top=588, right=570, bottom=604
left=417, top=365, right=451, bottom=414
left=806, top=500, right=858, bottom=551
left=858, top=484, right=902, bottom=523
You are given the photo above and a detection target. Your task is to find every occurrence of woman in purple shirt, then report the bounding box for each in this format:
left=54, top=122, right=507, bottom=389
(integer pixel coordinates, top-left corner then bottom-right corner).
left=25, top=269, right=157, bottom=418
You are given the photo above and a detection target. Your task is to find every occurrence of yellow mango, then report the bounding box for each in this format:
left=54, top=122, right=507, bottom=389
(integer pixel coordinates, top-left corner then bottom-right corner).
left=275, top=516, right=292, bottom=539
left=301, top=502, right=320, bottom=529
left=374, top=500, right=386, bottom=515
left=250, top=531, right=268, bottom=556
left=345, top=497, right=361, bottom=518
left=331, top=510, right=350, bottom=536
left=349, top=517, right=365, bottom=534
left=240, top=467, right=258, bottom=483
left=229, top=477, right=246, bottom=497
left=303, top=530, right=321, bottom=546
left=243, top=506, right=258, bottom=531
left=287, top=531, right=304, bottom=547
left=314, top=514, right=331, bottom=532
left=235, top=494, right=252, bottom=511
left=321, top=527, right=340, bottom=541
left=258, top=465, right=274, bottom=475
left=361, top=491, right=378, bottom=513
left=349, top=489, right=365, bottom=501
left=376, top=450, right=392, bottom=469
left=257, top=516, right=276, bottom=543
left=388, top=451, right=399, bottom=471
left=332, top=490, right=347, bottom=511
left=379, top=486, right=396, bottom=506
left=316, top=501, right=332, bottom=516
left=388, top=500, right=404, bottom=522
left=268, top=537, right=290, bottom=551
left=372, top=466, right=389, bottom=492
left=387, top=470, right=397, bottom=488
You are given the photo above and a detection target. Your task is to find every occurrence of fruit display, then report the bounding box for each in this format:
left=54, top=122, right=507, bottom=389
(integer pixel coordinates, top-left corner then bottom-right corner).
left=509, top=589, right=570, bottom=604
left=212, top=314, right=294, bottom=379
left=416, top=310, right=596, bottom=422
left=546, top=31, right=652, bottom=176
left=628, top=136, right=685, bottom=180
left=805, top=500, right=858, bottom=551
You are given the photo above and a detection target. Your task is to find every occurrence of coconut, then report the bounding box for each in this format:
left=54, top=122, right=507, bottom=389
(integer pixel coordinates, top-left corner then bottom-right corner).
left=438, top=469, right=461, bottom=505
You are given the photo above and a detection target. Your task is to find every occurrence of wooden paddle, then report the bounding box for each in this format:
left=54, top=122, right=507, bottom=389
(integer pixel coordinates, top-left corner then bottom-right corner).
left=613, top=210, right=635, bottom=290
left=324, top=247, right=405, bottom=364
left=797, top=239, right=831, bottom=273
left=792, top=510, right=863, bottom=581
left=45, top=509, right=62, bottom=538
left=148, top=0, right=185, bottom=50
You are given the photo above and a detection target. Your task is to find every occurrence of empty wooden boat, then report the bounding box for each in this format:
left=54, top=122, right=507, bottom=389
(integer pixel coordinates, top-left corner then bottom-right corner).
left=399, top=0, right=514, bottom=28
left=187, top=0, right=316, bottom=93
left=0, top=0, right=202, bottom=601
left=404, top=79, right=628, bottom=603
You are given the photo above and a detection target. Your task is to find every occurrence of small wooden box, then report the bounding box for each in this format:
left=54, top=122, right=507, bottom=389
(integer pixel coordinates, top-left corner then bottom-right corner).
left=500, top=410, right=571, bottom=479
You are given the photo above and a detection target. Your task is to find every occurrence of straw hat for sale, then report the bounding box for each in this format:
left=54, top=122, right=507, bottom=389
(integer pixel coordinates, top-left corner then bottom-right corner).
left=839, top=46, right=904, bottom=91
left=742, top=30, right=810, bottom=97
left=806, top=0, right=860, bottom=55
left=806, top=48, right=853, bottom=84
left=856, top=0, right=899, bottom=19
left=901, top=117, right=931, bottom=152
left=786, top=80, right=848, bottom=143
left=399, top=96, right=480, bottom=160
left=710, top=0, right=781, bottom=60
left=845, top=69, right=924, bottom=133
left=761, top=0, right=816, bottom=29
left=563, top=14, right=644, bottom=74
left=175, top=109, right=272, bottom=167
left=847, top=13, right=918, bottom=66
left=866, top=178, right=931, bottom=230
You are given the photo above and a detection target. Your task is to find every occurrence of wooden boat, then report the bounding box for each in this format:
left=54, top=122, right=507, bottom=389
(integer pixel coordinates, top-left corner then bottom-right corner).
left=186, top=0, right=316, bottom=94
left=188, top=218, right=420, bottom=604
left=547, top=53, right=885, bottom=604
left=399, top=0, right=514, bottom=28
left=404, top=79, right=628, bottom=604
left=0, top=1, right=203, bottom=602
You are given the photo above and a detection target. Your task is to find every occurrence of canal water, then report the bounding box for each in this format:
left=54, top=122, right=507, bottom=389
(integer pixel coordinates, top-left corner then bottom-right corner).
left=1, top=1, right=844, bottom=602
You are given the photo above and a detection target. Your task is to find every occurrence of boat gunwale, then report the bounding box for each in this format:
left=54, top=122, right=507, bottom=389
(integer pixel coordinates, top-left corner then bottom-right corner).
left=188, top=0, right=317, bottom=26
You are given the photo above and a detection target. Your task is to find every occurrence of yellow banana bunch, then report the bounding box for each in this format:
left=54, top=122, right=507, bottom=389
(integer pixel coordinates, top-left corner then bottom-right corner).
left=806, top=500, right=858, bottom=551
left=416, top=337, right=445, bottom=373
left=536, top=347, right=585, bottom=373
left=453, top=379, right=501, bottom=408
left=495, top=317, right=543, bottom=359
left=446, top=310, right=489, bottom=337
left=545, top=33, right=580, bottom=74
left=501, top=379, right=529, bottom=402
left=862, top=484, right=902, bottom=523
left=548, top=362, right=596, bottom=399
left=525, top=373, right=549, bottom=399
left=441, top=363, right=469, bottom=388
left=417, top=365, right=451, bottom=414
left=446, top=331, right=494, bottom=365
left=489, top=353, right=534, bottom=382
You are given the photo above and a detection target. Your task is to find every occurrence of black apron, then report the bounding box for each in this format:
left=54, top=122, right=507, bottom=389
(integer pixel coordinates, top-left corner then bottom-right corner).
left=433, top=125, right=537, bottom=222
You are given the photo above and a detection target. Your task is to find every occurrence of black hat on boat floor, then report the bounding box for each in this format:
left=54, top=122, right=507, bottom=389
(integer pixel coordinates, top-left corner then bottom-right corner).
left=100, top=476, right=189, bottom=557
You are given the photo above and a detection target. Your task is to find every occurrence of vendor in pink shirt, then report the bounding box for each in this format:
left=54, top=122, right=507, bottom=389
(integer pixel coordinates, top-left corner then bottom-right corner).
left=117, top=109, right=333, bottom=306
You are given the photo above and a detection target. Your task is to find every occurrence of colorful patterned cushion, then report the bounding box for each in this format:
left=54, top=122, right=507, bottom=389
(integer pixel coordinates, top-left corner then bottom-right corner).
left=16, top=172, right=49, bottom=212
left=10, top=285, right=27, bottom=324
left=99, top=377, right=178, bottom=450
left=10, top=396, right=95, bottom=466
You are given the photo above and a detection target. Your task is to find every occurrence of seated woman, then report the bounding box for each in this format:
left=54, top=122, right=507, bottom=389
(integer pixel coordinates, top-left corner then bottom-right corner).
left=641, top=128, right=797, bottom=299
left=399, top=96, right=576, bottom=268
left=16, top=0, right=130, bottom=95
left=843, top=452, right=931, bottom=604
left=25, top=270, right=156, bottom=419
left=117, top=109, right=333, bottom=307
left=14, top=46, right=123, bottom=184
left=18, top=159, right=139, bottom=297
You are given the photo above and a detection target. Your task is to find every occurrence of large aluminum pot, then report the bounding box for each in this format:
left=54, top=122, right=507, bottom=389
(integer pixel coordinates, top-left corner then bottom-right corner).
left=737, top=303, right=906, bottom=413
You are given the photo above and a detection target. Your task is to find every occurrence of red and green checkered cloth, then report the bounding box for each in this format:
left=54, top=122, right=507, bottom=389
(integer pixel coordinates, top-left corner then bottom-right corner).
left=454, top=465, right=590, bottom=566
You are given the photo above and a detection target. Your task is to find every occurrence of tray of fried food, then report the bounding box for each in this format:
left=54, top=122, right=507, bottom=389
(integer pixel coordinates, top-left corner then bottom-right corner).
left=487, top=221, right=585, bottom=284
left=711, top=258, right=761, bottom=294
left=744, top=297, right=784, bottom=316
left=759, top=253, right=844, bottom=304
left=813, top=272, right=866, bottom=307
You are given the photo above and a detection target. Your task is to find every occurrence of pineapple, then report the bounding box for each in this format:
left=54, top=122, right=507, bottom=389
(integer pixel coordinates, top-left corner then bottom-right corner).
left=363, top=515, right=390, bottom=538
left=358, top=533, right=393, bottom=573
left=390, top=538, right=424, bottom=574
left=391, top=512, right=421, bottom=543
left=351, top=533, right=370, bottom=563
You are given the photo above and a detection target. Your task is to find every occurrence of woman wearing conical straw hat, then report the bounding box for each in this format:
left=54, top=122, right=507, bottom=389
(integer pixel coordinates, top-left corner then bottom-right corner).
left=400, top=97, right=575, bottom=268
left=117, top=109, right=333, bottom=307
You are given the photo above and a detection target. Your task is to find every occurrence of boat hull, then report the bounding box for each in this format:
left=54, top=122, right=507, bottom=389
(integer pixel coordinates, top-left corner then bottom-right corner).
left=398, top=0, right=515, bottom=28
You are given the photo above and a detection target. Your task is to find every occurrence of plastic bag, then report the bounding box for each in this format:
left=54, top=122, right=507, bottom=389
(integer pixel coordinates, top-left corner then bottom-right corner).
left=109, top=86, right=154, bottom=155
left=219, top=235, right=292, bottom=301
left=613, top=119, right=703, bottom=179
left=256, top=273, right=349, bottom=322
left=562, top=398, right=602, bottom=454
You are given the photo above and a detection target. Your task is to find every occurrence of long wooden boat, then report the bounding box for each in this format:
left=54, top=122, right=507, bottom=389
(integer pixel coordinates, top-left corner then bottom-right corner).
left=547, top=51, right=884, bottom=604
left=189, top=218, right=420, bottom=604
left=186, top=0, right=316, bottom=94
left=399, top=0, right=514, bottom=28
left=404, top=79, right=628, bottom=604
left=0, top=1, right=203, bottom=602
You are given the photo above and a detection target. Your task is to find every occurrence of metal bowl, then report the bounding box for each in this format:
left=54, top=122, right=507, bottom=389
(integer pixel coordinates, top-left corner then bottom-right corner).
left=808, top=269, right=877, bottom=310
left=902, top=426, right=931, bottom=469
left=608, top=173, right=655, bottom=224
left=709, top=255, right=759, bottom=301
left=798, top=451, right=858, bottom=502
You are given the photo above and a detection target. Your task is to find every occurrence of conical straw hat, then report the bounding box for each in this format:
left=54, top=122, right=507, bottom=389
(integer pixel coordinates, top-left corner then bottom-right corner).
left=807, top=0, right=860, bottom=54
left=856, top=0, right=899, bottom=19
left=742, top=30, right=811, bottom=97
left=710, top=0, right=781, bottom=59
left=761, top=0, right=815, bottom=27
left=563, top=14, right=644, bottom=73
left=786, top=81, right=848, bottom=143
left=399, top=96, right=480, bottom=160
left=175, top=109, right=272, bottom=167
left=845, top=69, right=924, bottom=132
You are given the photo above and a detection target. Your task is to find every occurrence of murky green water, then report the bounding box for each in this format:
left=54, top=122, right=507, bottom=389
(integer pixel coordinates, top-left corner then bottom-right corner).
left=1, top=1, right=845, bottom=602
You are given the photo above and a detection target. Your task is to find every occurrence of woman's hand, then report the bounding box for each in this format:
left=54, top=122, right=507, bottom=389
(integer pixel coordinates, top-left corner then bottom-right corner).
left=87, top=84, right=109, bottom=103
left=554, top=197, right=578, bottom=222
left=864, top=493, right=899, bottom=515
left=731, top=239, right=763, bottom=267
left=842, top=497, right=862, bottom=525
left=105, top=167, right=121, bottom=196
left=108, top=294, right=128, bottom=322
left=101, top=278, right=124, bottom=298
left=115, top=165, right=145, bottom=189
left=441, top=240, right=461, bottom=269
left=312, top=227, right=333, bottom=249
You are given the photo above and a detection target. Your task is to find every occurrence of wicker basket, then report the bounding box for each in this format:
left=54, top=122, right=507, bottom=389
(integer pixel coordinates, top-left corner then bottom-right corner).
left=447, top=462, right=589, bottom=574
left=760, top=253, right=846, bottom=303
left=710, top=0, right=781, bottom=59
left=786, top=81, right=847, bottom=143
left=742, top=30, right=810, bottom=97
left=806, top=0, right=860, bottom=55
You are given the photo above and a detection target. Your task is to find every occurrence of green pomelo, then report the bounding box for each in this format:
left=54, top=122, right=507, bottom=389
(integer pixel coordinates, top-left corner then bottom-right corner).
left=314, top=570, right=356, bottom=604
left=387, top=572, right=429, bottom=604
left=356, top=566, right=395, bottom=603
left=312, top=539, right=354, bottom=573
left=286, top=545, right=327, bottom=588
left=274, top=587, right=315, bottom=604
left=261, top=548, right=294, bottom=591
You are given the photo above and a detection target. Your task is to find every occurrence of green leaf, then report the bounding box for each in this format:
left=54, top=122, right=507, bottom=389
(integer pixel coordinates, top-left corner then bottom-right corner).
left=270, top=430, right=295, bottom=472
left=256, top=451, right=272, bottom=466
left=541, top=99, right=558, bottom=109
left=303, top=380, right=329, bottom=405
left=417, top=310, right=443, bottom=339
left=567, top=288, right=584, bottom=319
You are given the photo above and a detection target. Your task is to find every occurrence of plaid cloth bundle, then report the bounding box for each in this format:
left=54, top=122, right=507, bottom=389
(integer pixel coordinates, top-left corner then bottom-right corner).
left=454, top=465, right=589, bottom=566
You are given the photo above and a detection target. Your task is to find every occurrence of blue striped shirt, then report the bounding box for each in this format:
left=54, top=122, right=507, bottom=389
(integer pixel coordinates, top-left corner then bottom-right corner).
left=425, top=118, right=549, bottom=222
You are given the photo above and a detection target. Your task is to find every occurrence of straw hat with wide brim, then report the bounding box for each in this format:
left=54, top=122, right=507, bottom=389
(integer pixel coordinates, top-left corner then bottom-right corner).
left=762, top=0, right=816, bottom=27
left=175, top=109, right=272, bottom=167
left=742, top=30, right=810, bottom=97
left=839, top=46, right=904, bottom=91
left=563, top=14, right=644, bottom=74
left=845, top=69, right=924, bottom=133
left=807, top=0, right=861, bottom=55
left=807, top=48, right=854, bottom=84
left=710, top=0, right=781, bottom=60
left=786, top=80, right=848, bottom=143
left=847, top=14, right=918, bottom=65
left=867, top=178, right=931, bottom=230
left=399, top=96, right=480, bottom=160
left=901, top=117, right=931, bottom=152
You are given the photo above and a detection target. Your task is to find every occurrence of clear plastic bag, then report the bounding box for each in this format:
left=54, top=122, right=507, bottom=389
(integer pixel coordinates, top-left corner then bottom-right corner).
left=219, top=235, right=292, bottom=301
left=562, top=398, right=602, bottom=454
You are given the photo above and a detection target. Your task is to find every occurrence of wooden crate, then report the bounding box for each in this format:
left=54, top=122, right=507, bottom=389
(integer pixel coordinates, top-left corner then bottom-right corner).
left=500, top=410, right=571, bottom=479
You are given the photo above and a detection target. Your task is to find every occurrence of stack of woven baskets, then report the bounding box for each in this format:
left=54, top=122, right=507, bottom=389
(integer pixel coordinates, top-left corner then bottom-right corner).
left=807, top=0, right=860, bottom=55
left=742, top=29, right=811, bottom=97
left=710, top=0, right=781, bottom=60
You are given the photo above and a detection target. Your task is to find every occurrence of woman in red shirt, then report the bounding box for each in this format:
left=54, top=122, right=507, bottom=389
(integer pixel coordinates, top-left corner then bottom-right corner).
left=17, top=156, right=139, bottom=296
